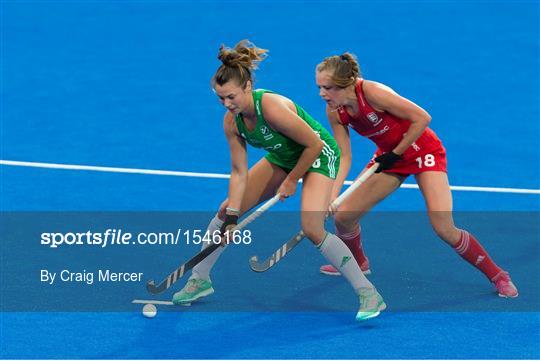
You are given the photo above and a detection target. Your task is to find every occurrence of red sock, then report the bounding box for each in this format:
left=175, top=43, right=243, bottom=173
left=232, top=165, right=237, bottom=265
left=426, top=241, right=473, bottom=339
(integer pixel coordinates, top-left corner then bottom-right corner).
left=336, top=225, right=369, bottom=268
left=453, top=229, right=503, bottom=281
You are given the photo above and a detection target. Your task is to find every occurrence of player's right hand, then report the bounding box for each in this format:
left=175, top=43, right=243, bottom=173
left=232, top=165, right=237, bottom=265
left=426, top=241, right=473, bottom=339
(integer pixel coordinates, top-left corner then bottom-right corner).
left=374, top=152, right=401, bottom=173
left=277, top=177, right=297, bottom=201
left=219, top=214, right=239, bottom=246
left=327, top=197, right=338, bottom=216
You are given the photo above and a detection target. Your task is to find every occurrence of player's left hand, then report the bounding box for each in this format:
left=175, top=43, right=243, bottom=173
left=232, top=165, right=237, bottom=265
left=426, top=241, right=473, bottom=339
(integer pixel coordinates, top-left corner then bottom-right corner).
left=277, top=178, right=297, bottom=201
left=374, top=152, right=402, bottom=173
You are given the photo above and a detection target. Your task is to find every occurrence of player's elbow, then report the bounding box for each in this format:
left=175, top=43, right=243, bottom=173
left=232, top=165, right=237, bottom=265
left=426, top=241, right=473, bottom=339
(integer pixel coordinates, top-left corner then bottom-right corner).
left=413, top=114, right=431, bottom=129
left=420, top=112, right=431, bottom=126
left=313, top=139, right=325, bottom=154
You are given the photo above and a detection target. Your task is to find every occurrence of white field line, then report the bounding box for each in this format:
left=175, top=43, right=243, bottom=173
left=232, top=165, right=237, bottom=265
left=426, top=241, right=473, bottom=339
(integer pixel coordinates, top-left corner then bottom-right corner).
left=1, top=159, right=539, bottom=195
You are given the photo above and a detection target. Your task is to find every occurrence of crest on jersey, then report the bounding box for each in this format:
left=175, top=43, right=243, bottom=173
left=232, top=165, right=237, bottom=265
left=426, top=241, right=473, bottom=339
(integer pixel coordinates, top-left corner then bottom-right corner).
left=260, top=126, right=274, bottom=141
left=367, top=112, right=382, bottom=126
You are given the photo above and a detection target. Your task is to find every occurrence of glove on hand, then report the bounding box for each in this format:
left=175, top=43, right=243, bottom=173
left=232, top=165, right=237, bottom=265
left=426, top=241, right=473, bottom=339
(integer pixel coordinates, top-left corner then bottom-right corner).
left=374, top=152, right=402, bottom=173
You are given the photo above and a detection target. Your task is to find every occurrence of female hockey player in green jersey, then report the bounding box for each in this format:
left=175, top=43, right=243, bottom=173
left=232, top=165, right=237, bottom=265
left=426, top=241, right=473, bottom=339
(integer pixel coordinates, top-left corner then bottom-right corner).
left=172, top=40, right=386, bottom=321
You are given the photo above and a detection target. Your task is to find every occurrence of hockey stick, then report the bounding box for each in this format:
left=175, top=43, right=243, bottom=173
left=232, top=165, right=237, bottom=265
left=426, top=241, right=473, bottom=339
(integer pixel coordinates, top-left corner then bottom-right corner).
left=249, top=163, right=379, bottom=272
left=146, top=194, right=281, bottom=294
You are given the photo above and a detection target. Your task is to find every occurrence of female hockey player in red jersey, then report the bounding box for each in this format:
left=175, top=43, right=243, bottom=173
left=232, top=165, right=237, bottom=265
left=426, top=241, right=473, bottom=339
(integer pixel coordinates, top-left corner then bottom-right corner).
left=315, top=53, right=518, bottom=298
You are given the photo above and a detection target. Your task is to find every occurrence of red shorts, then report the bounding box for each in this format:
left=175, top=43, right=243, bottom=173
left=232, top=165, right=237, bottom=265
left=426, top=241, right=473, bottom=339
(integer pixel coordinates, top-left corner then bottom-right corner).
left=367, top=146, right=448, bottom=176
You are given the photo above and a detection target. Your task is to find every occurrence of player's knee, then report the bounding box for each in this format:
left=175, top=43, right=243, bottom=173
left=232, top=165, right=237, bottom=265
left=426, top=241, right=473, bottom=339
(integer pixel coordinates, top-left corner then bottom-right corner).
left=334, top=212, right=357, bottom=232
left=301, top=223, right=325, bottom=244
left=303, top=230, right=325, bottom=245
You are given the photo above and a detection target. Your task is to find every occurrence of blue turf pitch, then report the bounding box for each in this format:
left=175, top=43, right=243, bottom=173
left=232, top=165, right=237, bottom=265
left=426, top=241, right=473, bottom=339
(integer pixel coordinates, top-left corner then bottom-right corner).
left=1, top=0, right=539, bottom=359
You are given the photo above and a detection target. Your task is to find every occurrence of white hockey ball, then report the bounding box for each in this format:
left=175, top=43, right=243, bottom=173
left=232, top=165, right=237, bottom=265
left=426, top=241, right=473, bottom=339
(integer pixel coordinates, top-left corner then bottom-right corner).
left=142, top=304, right=157, bottom=318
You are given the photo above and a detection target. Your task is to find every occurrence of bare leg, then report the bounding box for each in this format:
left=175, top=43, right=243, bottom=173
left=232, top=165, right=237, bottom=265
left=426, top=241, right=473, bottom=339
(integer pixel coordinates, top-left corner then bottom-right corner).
left=299, top=172, right=333, bottom=245
left=335, top=170, right=404, bottom=232
left=302, top=171, right=387, bottom=319
left=415, top=171, right=460, bottom=245
left=217, top=158, right=289, bottom=218
left=321, top=170, right=403, bottom=275
left=191, top=158, right=287, bottom=280
left=416, top=171, right=518, bottom=297
left=301, top=173, right=374, bottom=285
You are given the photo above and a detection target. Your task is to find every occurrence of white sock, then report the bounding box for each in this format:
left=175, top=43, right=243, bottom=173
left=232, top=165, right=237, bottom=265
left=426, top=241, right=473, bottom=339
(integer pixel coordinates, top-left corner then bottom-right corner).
left=191, top=214, right=227, bottom=280
left=318, top=233, right=374, bottom=294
